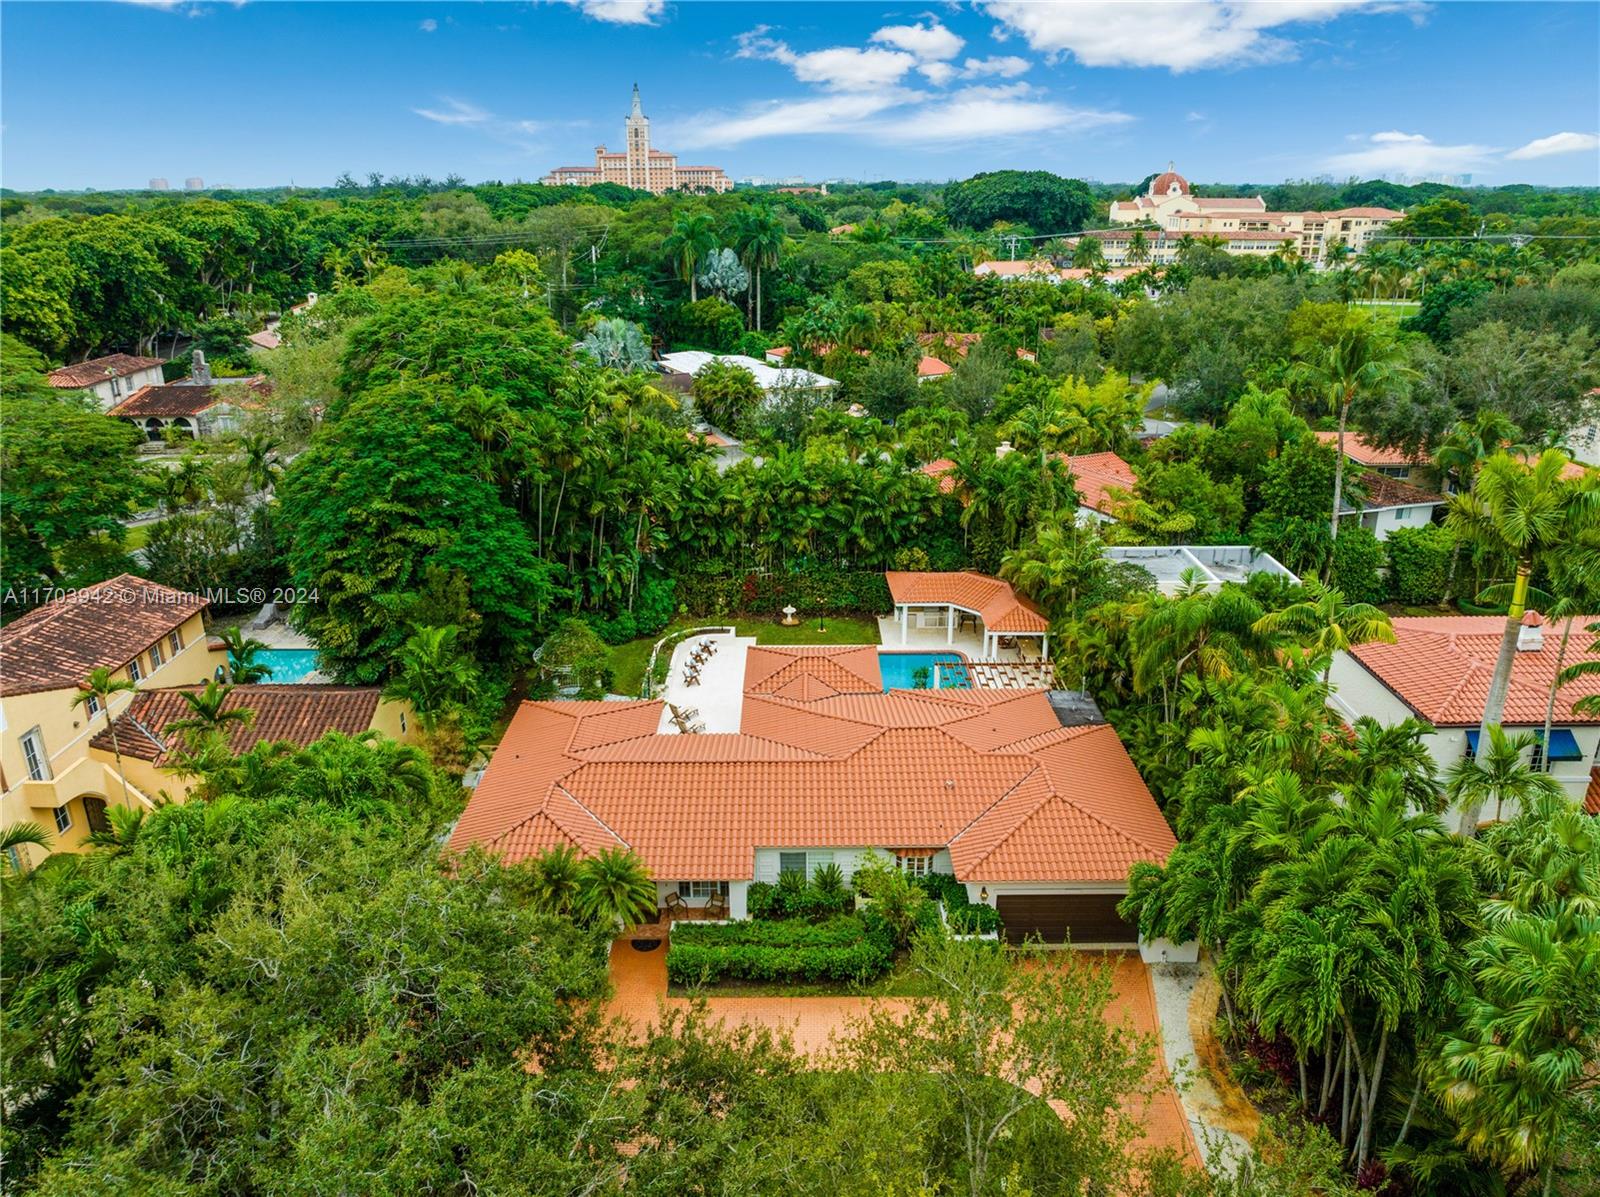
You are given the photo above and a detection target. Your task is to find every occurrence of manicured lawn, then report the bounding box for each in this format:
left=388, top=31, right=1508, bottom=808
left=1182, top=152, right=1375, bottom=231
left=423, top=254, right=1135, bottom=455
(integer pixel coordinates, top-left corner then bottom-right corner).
left=610, top=613, right=883, bottom=696
left=1351, top=300, right=1420, bottom=326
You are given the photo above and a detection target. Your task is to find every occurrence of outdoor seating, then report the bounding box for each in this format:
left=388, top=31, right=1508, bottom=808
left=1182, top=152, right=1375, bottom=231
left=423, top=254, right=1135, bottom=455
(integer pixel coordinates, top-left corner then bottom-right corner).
left=663, top=892, right=684, bottom=917
left=703, top=892, right=730, bottom=920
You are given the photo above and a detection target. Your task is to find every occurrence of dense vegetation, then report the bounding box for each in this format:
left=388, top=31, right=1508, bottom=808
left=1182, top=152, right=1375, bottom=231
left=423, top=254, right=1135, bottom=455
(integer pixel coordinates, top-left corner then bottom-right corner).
left=4, top=172, right=1599, bottom=1194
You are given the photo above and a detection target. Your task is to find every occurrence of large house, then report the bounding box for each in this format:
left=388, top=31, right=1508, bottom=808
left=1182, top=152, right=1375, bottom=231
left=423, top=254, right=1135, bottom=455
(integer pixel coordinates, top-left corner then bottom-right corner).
left=1061, top=451, right=1138, bottom=524
left=449, top=638, right=1178, bottom=948
left=47, top=353, right=166, bottom=410
left=108, top=375, right=270, bottom=442
left=1105, top=168, right=1402, bottom=261
left=1341, top=473, right=1445, bottom=541
left=0, top=574, right=411, bottom=868
left=541, top=85, right=732, bottom=194
left=659, top=351, right=837, bottom=401
left=1329, top=612, right=1600, bottom=811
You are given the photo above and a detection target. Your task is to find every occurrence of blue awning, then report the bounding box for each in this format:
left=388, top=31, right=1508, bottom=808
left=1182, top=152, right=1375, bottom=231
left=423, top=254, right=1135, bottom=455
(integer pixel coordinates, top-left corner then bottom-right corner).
left=1465, top=727, right=1583, bottom=761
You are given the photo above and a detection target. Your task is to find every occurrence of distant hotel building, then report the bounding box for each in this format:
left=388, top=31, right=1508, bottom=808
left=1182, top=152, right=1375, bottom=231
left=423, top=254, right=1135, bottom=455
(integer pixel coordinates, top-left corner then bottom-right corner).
left=1101, top=166, right=1402, bottom=263
left=542, top=85, right=732, bottom=195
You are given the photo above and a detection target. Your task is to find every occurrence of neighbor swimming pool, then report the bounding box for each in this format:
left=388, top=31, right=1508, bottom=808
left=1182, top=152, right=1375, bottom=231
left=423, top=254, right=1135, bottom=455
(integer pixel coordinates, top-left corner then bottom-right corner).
left=257, top=648, right=322, bottom=684
left=878, top=651, right=971, bottom=691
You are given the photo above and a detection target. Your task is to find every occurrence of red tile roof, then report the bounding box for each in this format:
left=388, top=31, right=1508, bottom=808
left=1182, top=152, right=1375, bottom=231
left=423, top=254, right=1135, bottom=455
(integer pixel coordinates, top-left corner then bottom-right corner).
left=1349, top=472, right=1444, bottom=511
left=1, top=574, right=207, bottom=696
left=918, top=355, right=952, bottom=379
left=1350, top=614, right=1600, bottom=726
left=89, top=684, right=383, bottom=765
left=450, top=649, right=1173, bottom=883
left=46, top=354, right=164, bottom=389
left=1584, top=767, right=1600, bottom=816
left=1314, top=430, right=1425, bottom=468
left=920, top=458, right=958, bottom=494
left=884, top=571, right=1049, bottom=634
left=1060, top=451, right=1137, bottom=515
left=108, top=377, right=269, bottom=419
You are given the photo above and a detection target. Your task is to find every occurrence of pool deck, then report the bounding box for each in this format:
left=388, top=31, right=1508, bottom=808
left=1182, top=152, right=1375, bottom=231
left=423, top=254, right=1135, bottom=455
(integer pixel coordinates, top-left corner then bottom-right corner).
left=659, top=632, right=754, bottom=733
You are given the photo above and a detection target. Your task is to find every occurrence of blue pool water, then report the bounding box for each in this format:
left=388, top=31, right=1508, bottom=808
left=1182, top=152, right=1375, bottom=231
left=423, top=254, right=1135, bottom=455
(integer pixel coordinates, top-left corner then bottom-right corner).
left=878, top=651, right=971, bottom=691
left=258, top=648, right=322, bottom=683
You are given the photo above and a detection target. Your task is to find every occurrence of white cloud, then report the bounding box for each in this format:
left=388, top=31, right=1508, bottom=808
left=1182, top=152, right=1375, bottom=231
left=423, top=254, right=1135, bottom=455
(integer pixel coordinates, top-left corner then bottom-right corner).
left=961, top=55, right=1031, bottom=79
left=419, top=17, right=437, bottom=32
left=1506, top=131, right=1600, bottom=161
left=872, top=20, right=964, bottom=61
left=555, top=0, right=665, bottom=26
left=1322, top=130, right=1496, bottom=175
left=413, top=98, right=490, bottom=126
left=985, top=1, right=1424, bottom=72
left=737, top=30, right=919, bottom=91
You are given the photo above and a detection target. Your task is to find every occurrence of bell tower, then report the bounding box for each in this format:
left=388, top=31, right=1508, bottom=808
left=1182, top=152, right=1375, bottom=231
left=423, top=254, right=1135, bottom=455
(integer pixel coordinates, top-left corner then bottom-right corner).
left=625, top=83, right=650, bottom=190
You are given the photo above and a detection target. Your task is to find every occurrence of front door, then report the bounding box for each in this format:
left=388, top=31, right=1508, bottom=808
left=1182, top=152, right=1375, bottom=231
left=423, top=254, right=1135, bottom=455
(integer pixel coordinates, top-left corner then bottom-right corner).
left=82, top=796, right=111, bottom=835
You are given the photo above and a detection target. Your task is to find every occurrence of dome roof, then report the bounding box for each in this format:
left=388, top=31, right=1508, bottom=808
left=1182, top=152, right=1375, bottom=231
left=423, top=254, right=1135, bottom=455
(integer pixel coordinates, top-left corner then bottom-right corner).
left=1148, top=169, right=1190, bottom=197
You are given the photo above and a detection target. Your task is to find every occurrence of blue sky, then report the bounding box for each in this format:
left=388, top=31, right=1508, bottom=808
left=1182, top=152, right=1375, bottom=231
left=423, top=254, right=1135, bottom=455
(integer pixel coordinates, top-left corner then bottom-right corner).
left=2, top=1, right=1597, bottom=191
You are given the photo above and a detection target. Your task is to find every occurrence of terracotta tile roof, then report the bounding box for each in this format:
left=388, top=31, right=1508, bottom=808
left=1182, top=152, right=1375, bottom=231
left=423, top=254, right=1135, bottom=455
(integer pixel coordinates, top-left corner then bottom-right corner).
left=1, top=574, right=207, bottom=696
left=1314, top=430, right=1425, bottom=468
left=247, top=328, right=282, bottom=350
left=1585, top=768, right=1600, bottom=816
left=1347, top=471, right=1445, bottom=511
left=451, top=653, right=1174, bottom=884
left=920, top=458, right=959, bottom=494
left=885, top=571, right=1048, bottom=634
left=918, top=355, right=952, bottom=379
left=1349, top=614, right=1600, bottom=726
left=108, top=377, right=270, bottom=419
left=743, top=645, right=883, bottom=695
left=1060, top=451, right=1137, bottom=515
left=89, top=684, right=383, bottom=765
left=46, top=354, right=164, bottom=389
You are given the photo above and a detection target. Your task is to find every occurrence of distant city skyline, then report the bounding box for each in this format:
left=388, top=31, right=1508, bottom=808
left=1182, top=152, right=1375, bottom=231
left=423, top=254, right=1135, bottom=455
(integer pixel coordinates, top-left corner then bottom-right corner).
left=1, top=2, right=1596, bottom=191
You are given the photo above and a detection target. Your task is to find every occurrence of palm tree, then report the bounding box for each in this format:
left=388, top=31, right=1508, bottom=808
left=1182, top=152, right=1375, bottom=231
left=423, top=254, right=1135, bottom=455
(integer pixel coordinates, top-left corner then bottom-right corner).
left=74, top=667, right=138, bottom=808
left=574, top=847, right=657, bottom=930
left=1125, top=227, right=1150, bottom=266
left=1433, top=410, right=1526, bottom=495
left=1447, top=451, right=1600, bottom=830
left=1444, top=726, right=1563, bottom=826
left=0, top=822, right=50, bottom=872
left=999, top=521, right=1108, bottom=620
left=1288, top=310, right=1410, bottom=548
left=732, top=207, right=787, bottom=331
left=382, top=624, right=480, bottom=733
left=218, top=626, right=271, bottom=684
left=1252, top=580, right=1396, bottom=682
left=167, top=680, right=255, bottom=749
left=662, top=210, right=717, bottom=302
left=1071, top=237, right=1105, bottom=272
left=238, top=432, right=282, bottom=495
left=529, top=844, right=583, bottom=916
left=83, top=804, right=147, bottom=861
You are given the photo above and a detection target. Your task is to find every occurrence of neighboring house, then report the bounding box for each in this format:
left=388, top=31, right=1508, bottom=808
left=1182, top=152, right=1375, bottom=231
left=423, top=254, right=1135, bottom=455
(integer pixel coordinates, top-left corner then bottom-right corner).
left=1328, top=612, right=1600, bottom=813
left=766, top=345, right=952, bottom=383
left=46, top=354, right=166, bottom=411
left=688, top=422, right=747, bottom=471
left=1341, top=472, right=1445, bottom=541
left=449, top=643, right=1178, bottom=948
left=918, top=332, right=1036, bottom=363
left=0, top=575, right=216, bottom=865
left=89, top=684, right=413, bottom=801
left=885, top=571, right=1051, bottom=659
left=658, top=351, right=837, bottom=400
left=920, top=458, right=959, bottom=495
left=108, top=376, right=270, bottom=442
left=1060, top=451, right=1138, bottom=524
left=1106, top=168, right=1402, bottom=261
left=973, top=259, right=1068, bottom=282
left=1103, top=545, right=1300, bottom=594
left=247, top=328, right=283, bottom=351
left=1075, top=227, right=1297, bottom=264
left=1313, top=430, right=1430, bottom=484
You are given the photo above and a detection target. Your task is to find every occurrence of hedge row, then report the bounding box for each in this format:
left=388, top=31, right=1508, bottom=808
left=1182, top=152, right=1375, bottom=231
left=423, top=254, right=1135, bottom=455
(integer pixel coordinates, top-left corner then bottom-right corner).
left=1386, top=525, right=1453, bottom=606
left=666, top=915, right=894, bottom=985
left=915, top=873, right=1003, bottom=936
left=674, top=565, right=892, bottom=617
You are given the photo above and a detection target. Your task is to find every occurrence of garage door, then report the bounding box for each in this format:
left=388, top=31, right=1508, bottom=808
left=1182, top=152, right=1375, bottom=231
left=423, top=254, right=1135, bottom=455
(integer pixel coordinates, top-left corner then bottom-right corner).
left=996, top=894, right=1136, bottom=946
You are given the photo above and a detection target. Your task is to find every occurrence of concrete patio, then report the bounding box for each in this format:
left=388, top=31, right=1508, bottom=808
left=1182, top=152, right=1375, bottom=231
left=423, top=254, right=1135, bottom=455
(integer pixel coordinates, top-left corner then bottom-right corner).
left=658, top=632, right=754, bottom=733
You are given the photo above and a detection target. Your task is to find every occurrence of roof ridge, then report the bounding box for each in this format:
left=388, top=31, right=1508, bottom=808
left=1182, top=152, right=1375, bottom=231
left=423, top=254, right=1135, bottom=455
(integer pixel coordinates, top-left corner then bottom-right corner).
left=548, top=781, right=630, bottom=848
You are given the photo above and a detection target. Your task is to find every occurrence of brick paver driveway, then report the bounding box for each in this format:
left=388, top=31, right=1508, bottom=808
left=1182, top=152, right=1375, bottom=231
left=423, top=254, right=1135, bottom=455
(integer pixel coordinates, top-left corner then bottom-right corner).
left=607, top=935, right=1198, bottom=1163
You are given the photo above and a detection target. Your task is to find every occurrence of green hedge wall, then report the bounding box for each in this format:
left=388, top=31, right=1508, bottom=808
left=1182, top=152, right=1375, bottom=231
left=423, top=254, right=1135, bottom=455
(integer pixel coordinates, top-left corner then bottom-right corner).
left=1386, top=525, right=1453, bottom=606
left=674, top=565, right=893, bottom=617
left=666, top=915, right=893, bottom=985
left=915, top=873, right=1003, bottom=936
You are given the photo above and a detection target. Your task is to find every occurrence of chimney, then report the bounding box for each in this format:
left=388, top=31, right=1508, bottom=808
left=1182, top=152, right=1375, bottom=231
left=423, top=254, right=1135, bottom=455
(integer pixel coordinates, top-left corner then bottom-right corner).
left=190, top=348, right=212, bottom=386
left=995, top=440, right=1015, bottom=459
left=1517, top=609, right=1545, bottom=652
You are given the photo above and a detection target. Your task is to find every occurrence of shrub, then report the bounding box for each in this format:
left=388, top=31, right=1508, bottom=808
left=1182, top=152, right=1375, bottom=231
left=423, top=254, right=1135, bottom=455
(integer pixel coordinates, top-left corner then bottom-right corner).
left=915, top=872, right=1004, bottom=937
left=749, top=870, right=852, bottom=921
left=674, top=564, right=892, bottom=617
left=666, top=915, right=893, bottom=986
left=1386, top=524, right=1453, bottom=606
left=674, top=297, right=744, bottom=353
left=1329, top=523, right=1386, bottom=605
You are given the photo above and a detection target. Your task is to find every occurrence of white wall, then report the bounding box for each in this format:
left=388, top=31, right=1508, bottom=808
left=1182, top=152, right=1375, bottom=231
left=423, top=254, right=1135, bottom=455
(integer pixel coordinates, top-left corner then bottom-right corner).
left=1359, top=504, right=1439, bottom=542
left=752, top=846, right=953, bottom=884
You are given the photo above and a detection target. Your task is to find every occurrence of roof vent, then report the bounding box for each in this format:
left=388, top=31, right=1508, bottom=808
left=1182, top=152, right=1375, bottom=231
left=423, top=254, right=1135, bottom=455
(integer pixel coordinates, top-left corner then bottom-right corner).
left=1518, top=610, right=1545, bottom=652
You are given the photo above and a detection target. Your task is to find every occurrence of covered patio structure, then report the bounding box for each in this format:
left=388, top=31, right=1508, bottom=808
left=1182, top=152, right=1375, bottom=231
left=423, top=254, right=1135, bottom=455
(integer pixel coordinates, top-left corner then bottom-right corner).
left=884, top=571, right=1050, bottom=661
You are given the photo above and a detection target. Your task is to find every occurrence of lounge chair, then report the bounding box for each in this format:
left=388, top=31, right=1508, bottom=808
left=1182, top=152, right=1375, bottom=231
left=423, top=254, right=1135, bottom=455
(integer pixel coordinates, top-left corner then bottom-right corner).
left=703, top=891, right=730, bottom=920
left=663, top=892, right=684, bottom=918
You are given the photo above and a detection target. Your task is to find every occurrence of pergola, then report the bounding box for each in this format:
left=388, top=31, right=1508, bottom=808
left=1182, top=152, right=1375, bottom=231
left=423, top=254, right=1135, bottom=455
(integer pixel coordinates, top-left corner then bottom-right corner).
left=883, top=571, right=1050, bottom=661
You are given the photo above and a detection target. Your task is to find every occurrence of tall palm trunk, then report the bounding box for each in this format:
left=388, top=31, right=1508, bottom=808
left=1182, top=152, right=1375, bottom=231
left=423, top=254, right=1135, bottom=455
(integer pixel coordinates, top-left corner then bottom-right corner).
left=1539, top=612, right=1577, bottom=776
left=1462, top=557, right=1531, bottom=833
left=755, top=265, right=763, bottom=331
left=103, top=704, right=132, bottom=808
left=1329, top=397, right=1351, bottom=549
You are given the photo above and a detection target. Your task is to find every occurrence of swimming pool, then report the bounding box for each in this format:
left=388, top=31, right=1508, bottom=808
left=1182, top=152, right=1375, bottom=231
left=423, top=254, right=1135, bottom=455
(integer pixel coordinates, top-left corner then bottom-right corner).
left=257, top=648, right=322, bottom=683
left=878, top=651, right=971, bottom=691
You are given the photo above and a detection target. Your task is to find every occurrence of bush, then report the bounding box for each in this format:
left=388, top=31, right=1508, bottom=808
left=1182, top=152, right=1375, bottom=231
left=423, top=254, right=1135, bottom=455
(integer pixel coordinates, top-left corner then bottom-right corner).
left=747, top=870, right=852, bottom=921
left=666, top=915, right=893, bottom=986
left=1329, top=523, right=1386, bottom=605
left=1386, top=524, right=1453, bottom=606
left=674, top=564, right=892, bottom=616
left=915, top=872, right=1004, bottom=937
left=674, top=297, right=744, bottom=353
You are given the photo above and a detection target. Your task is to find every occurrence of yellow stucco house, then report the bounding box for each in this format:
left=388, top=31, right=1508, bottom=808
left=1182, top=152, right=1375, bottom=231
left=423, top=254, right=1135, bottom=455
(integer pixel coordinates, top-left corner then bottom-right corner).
left=1, top=574, right=414, bottom=868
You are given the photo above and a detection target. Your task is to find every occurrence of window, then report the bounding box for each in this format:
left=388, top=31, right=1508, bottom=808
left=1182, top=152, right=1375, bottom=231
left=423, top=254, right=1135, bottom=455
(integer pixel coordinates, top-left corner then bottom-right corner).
left=20, top=729, right=49, bottom=782
left=53, top=804, right=72, bottom=835
left=149, top=639, right=165, bottom=669
left=128, top=657, right=143, bottom=683
left=806, top=851, right=834, bottom=879
left=679, top=881, right=729, bottom=900
left=85, top=693, right=102, bottom=718
left=5, top=847, right=20, bottom=873
left=168, top=628, right=184, bottom=655
left=896, top=852, right=934, bottom=878
left=778, top=851, right=808, bottom=878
